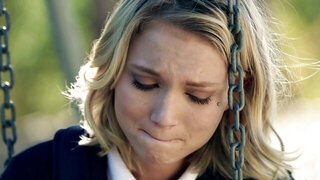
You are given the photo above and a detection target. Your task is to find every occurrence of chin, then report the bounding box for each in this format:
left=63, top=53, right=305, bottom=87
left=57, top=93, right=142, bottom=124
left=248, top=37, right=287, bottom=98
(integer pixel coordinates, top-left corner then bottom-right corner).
left=138, top=147, right=184, bottom=165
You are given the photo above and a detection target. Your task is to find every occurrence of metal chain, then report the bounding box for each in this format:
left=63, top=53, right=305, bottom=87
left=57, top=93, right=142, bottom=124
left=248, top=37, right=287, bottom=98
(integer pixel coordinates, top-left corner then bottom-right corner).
left=227, top=0, right=245, bottom=179
left=0, top=0, right=17, bottom=167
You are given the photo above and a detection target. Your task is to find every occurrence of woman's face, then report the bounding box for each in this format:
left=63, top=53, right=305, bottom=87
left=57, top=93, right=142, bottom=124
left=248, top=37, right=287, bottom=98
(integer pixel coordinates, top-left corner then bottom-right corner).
left=114, top=21, right=228, bottom=165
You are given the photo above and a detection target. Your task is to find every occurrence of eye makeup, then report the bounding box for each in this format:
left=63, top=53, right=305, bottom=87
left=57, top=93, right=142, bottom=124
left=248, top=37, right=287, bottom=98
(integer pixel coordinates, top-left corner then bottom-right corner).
left=186, top=93, right=212, bottom=105
left=130, top=74, right=213, bottom=105
left=131, top=78, right=159, bottom=91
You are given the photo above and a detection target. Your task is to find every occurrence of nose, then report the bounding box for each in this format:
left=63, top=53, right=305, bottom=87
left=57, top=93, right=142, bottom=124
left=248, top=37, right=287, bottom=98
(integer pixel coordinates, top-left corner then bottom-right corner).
left=150, top=90, right=180, bottom=128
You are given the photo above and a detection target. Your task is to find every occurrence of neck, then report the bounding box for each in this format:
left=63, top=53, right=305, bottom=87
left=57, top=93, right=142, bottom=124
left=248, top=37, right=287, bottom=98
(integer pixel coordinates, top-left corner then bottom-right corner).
left=133, top=159, right=189, bottom=180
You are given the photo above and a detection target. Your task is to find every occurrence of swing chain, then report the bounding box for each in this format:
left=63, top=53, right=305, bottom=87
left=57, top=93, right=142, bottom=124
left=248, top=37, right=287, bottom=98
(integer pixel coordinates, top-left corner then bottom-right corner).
left=227, top=0, right=245, bottom=180
left=0, top=0, right=17, bottom=167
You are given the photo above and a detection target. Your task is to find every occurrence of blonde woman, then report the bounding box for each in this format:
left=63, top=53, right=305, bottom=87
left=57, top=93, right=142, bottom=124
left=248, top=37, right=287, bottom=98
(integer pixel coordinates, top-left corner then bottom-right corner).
left=1, top=0, right=295, bottom=179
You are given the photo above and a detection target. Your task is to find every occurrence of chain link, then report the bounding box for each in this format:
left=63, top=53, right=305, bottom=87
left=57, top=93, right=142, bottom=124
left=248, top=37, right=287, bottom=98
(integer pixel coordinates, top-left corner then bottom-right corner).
left=0, top=0, right=17, bottom=167
left=227, top=0, right=245, bottom=179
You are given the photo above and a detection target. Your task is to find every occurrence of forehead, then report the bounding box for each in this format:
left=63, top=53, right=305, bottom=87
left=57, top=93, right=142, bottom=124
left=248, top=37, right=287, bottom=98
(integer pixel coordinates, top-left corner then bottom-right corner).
left=127, top=21, right=227, bottom=83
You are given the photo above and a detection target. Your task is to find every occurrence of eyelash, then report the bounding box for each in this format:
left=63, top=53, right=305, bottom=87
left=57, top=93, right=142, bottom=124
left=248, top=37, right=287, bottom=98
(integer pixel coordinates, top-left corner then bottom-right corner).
left=131, top=79, right=212, bottom=105
left=186, top=93, right=212, bottom=105
left=131, top=79, right=159, bottom=91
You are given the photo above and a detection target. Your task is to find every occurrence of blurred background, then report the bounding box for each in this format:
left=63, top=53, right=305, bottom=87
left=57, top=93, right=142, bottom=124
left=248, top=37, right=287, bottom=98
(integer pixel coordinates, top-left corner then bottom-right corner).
left=0, top=0, right=319, bottom=179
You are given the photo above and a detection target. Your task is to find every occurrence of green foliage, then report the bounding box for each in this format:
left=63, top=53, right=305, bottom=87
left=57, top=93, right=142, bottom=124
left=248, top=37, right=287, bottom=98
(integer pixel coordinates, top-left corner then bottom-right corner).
left=4, top=0, right=70, bottom=116
left=70, top=0, right=95, bottom=53
left=271, top=0, right=320, bottom=99
left=292, top=0, right=320, bottom=23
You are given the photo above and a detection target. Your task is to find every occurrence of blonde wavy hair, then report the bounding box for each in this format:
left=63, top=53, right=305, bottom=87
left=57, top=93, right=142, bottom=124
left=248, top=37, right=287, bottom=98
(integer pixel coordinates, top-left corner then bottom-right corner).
left=66, top=0, right=294, bottom=179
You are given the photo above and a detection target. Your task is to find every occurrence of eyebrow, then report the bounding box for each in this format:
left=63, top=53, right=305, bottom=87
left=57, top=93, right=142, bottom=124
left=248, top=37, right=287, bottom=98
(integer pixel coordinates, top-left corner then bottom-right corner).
left=130, top=64, right=220, bottom=87
left=130, top=64, right=159, bottom=76
left=185, top=81, right=219, bottom=87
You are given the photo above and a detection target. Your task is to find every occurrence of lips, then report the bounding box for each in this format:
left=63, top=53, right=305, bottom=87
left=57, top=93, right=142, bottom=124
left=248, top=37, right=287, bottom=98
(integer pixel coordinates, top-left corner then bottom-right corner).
left=140, top=129, right=178, bottom=142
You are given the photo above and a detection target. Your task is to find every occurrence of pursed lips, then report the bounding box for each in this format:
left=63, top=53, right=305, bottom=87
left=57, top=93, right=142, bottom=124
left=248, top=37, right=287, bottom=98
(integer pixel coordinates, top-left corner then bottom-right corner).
left=140, top=129, right=181, bottom=143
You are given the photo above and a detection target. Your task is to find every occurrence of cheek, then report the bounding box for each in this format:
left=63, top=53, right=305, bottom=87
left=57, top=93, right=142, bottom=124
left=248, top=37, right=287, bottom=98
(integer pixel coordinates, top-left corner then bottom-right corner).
left=114, top=75, right=150, bottom=128
left=185, top=106, right=225, bottom=147
left=115, top=82, right=134, bottom=124
left=199, top=110, right=223, bottom=133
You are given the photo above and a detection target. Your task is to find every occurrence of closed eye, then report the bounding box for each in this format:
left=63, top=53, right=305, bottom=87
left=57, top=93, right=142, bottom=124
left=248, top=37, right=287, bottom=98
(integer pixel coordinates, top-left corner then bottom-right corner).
left=186, top=93, right=212, bottom=105
left=131, top=78, right=212, bottom=105
left=131, top=79, right=159, bottom=91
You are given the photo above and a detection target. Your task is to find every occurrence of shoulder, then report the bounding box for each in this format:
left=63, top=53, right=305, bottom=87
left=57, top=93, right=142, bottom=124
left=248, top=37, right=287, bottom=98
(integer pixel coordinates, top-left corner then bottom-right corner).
left=0, top=140, right=53, bottom=180
left=196, top=167, right=256, bottom=180
left=51, top=125, right=86, bottom=157
left=54, top=125, right=85, bottom=143
left=52, top=126, right=107, bottom=179
left=196, top=166, right=228, bottom=180
left=1, top=126, right=107, bottom=180
left=197, top=166, right=294, bottom=180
